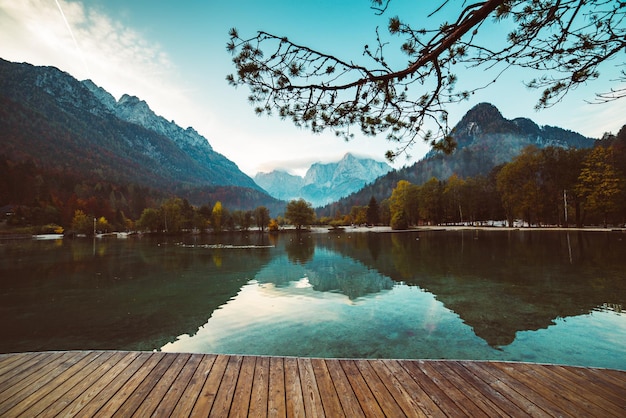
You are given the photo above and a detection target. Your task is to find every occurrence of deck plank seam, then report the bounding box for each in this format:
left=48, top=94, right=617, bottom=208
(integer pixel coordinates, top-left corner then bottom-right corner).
left=508, top=362, right=608, bottom=417
left=15, top=350, right=114, bottom=417
left=53, top=351, right=141, bottom=418
left=462, top=361, right=551, bottom=417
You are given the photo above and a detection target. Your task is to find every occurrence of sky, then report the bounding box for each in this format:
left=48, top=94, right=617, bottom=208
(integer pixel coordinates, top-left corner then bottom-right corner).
left=0, top=0, right=624, bottom=177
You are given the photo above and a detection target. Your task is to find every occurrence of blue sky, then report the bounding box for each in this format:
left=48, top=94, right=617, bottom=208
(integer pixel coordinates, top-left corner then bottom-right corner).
left=0, top=0, right=624, bottom=176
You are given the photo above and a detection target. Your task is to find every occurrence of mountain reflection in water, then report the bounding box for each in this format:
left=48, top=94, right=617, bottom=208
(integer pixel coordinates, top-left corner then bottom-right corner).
left=0, top=230, right=624, bottom=369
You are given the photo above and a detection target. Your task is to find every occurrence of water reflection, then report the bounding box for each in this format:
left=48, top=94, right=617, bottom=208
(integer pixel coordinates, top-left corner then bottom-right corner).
left=1, top=230, right=625, bottom=369
left=257, top=247, right=394, bottom=299
left=0, top=237, right=272, bottom=352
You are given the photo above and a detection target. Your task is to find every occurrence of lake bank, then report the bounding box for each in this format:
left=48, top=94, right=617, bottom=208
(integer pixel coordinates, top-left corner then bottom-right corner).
left=310, top=225, right=626, bottom=234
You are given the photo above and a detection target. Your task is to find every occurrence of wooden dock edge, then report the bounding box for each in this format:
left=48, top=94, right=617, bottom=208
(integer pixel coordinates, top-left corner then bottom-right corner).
left=1, top=351, right=624, bottom=417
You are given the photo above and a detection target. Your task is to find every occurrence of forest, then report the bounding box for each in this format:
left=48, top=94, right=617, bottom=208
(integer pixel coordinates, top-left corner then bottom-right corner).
left=0, top=155, right=276, bottom=235
left=365, top=138, right=626, bottom=230
left=2, top=128, right=626, bottom=235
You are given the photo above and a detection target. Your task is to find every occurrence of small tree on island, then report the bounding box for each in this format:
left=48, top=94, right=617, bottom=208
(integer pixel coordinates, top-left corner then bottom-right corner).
left=285, top=199, right=315, bottom=230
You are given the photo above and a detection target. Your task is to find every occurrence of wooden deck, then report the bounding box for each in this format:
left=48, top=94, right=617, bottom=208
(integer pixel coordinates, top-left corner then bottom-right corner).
left=0, top=351, right=624, bottom=417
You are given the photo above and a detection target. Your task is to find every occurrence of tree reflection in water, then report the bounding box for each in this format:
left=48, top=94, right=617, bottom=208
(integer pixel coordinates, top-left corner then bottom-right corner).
left=1, top=230, right=625, bottom=369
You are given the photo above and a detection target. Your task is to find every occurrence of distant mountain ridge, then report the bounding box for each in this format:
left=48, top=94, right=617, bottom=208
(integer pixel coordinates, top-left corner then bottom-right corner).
left=255, top=153, right=393, bottom=207
left=0, top=58, right=277, bottom=210
left=319, top=102, right=596, bottom=216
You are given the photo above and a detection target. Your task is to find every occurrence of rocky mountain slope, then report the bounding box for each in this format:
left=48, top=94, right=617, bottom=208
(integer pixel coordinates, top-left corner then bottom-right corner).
left=319, top=102, right=596, bottom=215
left=0, top=58, right=275, bottom=209
left=255, top=153, right=392, bottom=207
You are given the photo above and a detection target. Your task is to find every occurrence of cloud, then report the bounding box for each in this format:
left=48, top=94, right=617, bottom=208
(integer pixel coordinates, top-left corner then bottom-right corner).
left=0, top=0, right=199, bottom=128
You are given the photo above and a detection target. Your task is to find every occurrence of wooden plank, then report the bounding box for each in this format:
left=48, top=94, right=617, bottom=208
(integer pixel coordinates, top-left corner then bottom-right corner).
left=6, top=351, right=112, bottom=417
left=268, top=356, right=286, bottom=417
left=555, top=364, right=626, bottom=402
left=416, top=360, right=490, bottom=417
left=571, top=365, right=626, bottom=393
left=249, top=355, right=269, bottom=418
left=131, top=353, right=191, bottom=417
left=0, top=352, right=624, bottom=418
left=284, top=357, right=306, bottom=418
left=526, top=365, right=626, bottom=416
left=0, top=351, right=87, bottom=416
left=339, top=360, right=385, bottom=417
left=106, top=352, right=178, bottom=417
left=230, top=355, right=256, bottom=418
left=0, top=352, right=45, bottom=378
left=482, top=362, right=581, bottom=416
left=151, top=353, right=203, bottom=418
left=324, top=359, right=365, bottom=418
left=599, top=368, right=626, bottom=387
left=400, top=360, right=467, bottom=417
left=44, top=351, right=143, bottom=418
left=298, top=357, right=325, bottom=417
left=490, top=362, right=588, bottom=417
left=355, top=360, right=405, bottom=418
left=209, top=355, right=243, bottom=417
left=512, top=363, right=625, bottom=417
left=61, top=351, right=153, bottom=417
left=169, top=354, right=217, bottom=417
left=460, top=361, right=549, bottom=417
left=90, top=352, right=165, bottom=417
left=310, top=358, right=345, bottom=417
left=431, top=361, right=512, bottom=417
left=368, top=360, right=430, bottom=418
left=379, top=360, right=445, bottom=417
left=191, top=354, right=230, bottom=416
left=0, top=352, right=56, bottom=397
left=444, top=361, right=522, bottom=417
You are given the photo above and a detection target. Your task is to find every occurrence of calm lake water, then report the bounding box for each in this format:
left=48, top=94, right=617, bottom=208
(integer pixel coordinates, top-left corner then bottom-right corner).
left=1, top=229, right=625, bottom=370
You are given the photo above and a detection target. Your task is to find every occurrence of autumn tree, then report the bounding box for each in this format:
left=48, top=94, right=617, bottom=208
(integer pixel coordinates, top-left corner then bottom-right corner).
left=162, top=198, right=185, bottom=233
left=419, top=177, right=443, bottom=225
left=228, top=0, right=625, bottom=160
left=350, top=206, right=368, bottom=225
left=96, top=216, right=110, bottom=233
left=136, top=208, right=162, bottom=232
left=268, top=218, right=280, bottom=232
left=496, top=147, right=544, bottom=226
left=389, top=180, right=419, bottom=229
left=285, top=198, right=315, bottom=230
left=576, top=146, right=624, bottom=227
left=211, top=201, right=224, bottom=232
left=71, top=210, right=93, bottom=235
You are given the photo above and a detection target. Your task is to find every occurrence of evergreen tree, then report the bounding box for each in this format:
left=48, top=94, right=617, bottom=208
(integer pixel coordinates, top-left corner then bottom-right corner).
left=366, top=196, right=380, bottom=226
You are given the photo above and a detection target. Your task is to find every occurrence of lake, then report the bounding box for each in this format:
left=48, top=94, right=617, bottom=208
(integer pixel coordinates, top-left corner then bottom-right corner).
left=1, top=229, right=625, bottom=370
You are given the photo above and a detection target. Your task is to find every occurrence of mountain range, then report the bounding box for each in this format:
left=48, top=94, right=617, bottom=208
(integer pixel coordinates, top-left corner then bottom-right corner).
left=0, top=58, right=286, bottom=212
left=254, top=153, right=392, bottom=207
left=0, top=58, right=606, bottom=219
left=318, top=102, right=597, bottom=216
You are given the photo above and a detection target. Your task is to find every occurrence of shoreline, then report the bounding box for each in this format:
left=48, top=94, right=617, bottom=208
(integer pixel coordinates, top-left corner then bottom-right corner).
left=2, top=225, right=624, bottom=241
left=309, top=225, right=626, bottom=234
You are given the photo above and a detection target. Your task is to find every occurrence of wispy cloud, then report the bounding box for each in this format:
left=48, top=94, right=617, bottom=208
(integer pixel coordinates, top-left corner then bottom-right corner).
left=53, top=0, right=89, bottom=75
left=0, top=0, right=195, bottom=127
